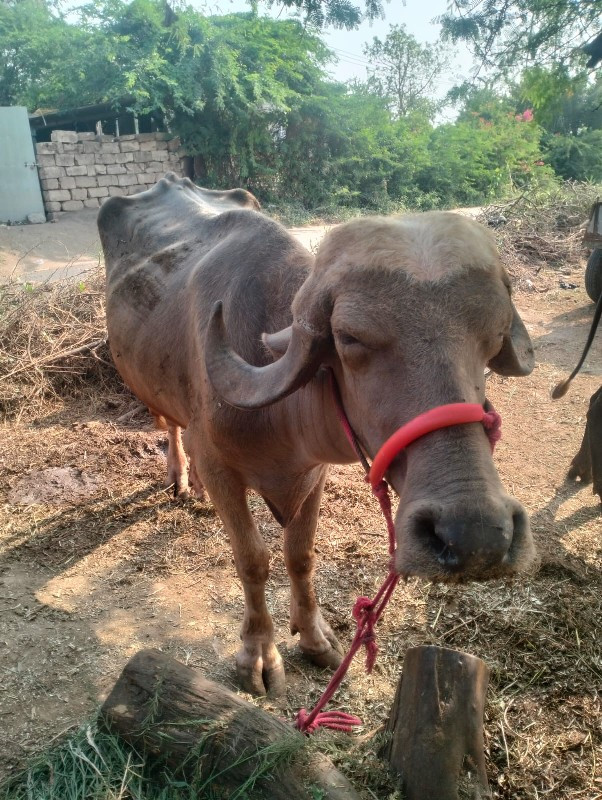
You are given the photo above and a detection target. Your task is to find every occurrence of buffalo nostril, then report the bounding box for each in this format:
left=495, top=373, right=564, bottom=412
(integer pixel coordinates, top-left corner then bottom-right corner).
left=399, top=500, right=534, bottom=579
left=413, top=512, right=461, bottom=569
left=436, top=544, right=461, bottom=569
left=410, top=509, right=516, bottom=574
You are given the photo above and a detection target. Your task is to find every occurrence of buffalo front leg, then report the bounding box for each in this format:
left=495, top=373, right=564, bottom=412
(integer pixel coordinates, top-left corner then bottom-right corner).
left=198, top=463, right=285, bottom=697
left=283, top=471, right=344, bottom=670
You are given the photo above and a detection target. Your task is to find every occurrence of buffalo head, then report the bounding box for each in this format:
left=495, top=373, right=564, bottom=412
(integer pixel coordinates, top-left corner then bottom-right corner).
left=206, top=212, right=536, bottom=581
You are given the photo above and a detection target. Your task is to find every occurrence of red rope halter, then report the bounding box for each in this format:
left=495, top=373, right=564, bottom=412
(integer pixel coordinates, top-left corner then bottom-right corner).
left=295, top=371, right=502, bottom=734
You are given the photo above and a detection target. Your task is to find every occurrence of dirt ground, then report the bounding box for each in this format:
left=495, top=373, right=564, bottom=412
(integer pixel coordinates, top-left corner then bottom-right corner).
left=0, top=210, right=102, bottom=283
left=0, top=210, right=601, bottom=799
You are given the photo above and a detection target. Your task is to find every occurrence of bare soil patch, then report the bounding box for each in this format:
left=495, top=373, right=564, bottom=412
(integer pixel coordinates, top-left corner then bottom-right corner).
left=8, top=466, right=103, bottom=505
left=0, top=209, right=102, bottom=283
left=0, top=209, right=601, bottom=798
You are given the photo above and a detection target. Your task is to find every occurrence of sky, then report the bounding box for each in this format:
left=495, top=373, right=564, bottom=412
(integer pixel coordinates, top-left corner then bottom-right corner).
left=209, top=0, right=475, bottom=91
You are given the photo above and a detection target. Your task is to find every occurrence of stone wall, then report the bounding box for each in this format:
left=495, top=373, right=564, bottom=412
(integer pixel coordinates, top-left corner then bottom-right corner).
left=36, top=130, right=183, bottom=219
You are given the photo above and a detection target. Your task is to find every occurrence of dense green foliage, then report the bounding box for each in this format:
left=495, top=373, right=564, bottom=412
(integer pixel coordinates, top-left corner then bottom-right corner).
left=513, top=67, right=602, bottom=183
left=2, top=0, right=602, bottom=211
left=440, top=0, right=601, bottom=74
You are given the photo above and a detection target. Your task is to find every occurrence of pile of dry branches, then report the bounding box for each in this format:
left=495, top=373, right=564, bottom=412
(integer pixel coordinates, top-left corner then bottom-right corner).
left=0, top=268, right=125, bottom=421
left=480, top=183, right=599, bottom=289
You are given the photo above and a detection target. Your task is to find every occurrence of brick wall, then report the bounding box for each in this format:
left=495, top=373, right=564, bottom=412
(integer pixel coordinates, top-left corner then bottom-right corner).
left=36, top=130, right=184, bottom=219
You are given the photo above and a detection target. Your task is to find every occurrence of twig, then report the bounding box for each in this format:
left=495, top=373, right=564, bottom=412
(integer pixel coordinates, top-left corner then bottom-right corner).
left=116, top=403, right=146, bottom=423
left=0, top=338, right=107, bottom=382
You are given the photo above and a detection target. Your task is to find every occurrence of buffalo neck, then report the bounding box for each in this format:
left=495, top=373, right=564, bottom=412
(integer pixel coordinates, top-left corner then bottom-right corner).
left=276, top=368, right=360, bottom=468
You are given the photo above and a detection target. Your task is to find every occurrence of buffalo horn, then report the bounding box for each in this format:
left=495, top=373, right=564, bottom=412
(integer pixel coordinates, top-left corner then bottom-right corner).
left=205, top=301, right=330, bottom=409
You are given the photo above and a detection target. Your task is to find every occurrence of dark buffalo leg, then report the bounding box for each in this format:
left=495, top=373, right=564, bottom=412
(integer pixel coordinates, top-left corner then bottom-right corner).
left=587, top=388, right=602, bottom=502
left=568, top=386, right=602, bottom=500
left=568, top=428, right=593, bottom=484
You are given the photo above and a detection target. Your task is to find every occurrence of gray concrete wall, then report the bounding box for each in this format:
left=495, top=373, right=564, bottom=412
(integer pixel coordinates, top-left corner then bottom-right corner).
left=36, top=130, right=183, bottom=219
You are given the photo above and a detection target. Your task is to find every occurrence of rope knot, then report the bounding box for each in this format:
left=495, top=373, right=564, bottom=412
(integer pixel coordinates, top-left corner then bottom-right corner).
left=352, top=595, right=375, bottom=623
left=295, top=707, right=317, bottom=734
left=352, top=596, right=379, bottom=673
left=482, top=408, right=502, bottom=451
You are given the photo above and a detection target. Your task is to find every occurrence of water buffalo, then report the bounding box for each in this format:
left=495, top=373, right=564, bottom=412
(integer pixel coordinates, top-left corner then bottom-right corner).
left=99, top=173, right=536, bottom=696
left=553, top=288, right=602, bottom=501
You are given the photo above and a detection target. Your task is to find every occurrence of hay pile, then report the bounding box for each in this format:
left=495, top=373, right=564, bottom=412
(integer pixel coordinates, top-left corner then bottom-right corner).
left=480, top=183, right=600, bottom=290
left=0, top=268, right=125, bottom=421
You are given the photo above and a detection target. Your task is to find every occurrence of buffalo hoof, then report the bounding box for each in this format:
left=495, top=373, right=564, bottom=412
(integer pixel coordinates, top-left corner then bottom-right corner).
left=166, top=474, right=190, bottom=499
left=294, top=612, right=345, bottom=671
left=236, top=648, right=286, bottom=698
left=567, top=456, right=592, bottom=484
left=302, top=643, right=344, bottom=670
left=300, top=623, right=345, bottom=670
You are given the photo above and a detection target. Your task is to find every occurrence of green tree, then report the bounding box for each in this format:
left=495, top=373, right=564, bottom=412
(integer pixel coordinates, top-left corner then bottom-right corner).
left=417, top=91, right=553, bottom=206
left=543, top=130, right=602, bottom=182
left=261, top=0, right=384, bottom=31
left=515, top=66, right=602, bottom=134
left=0, top=0, right=107, bottom=108
left=440, top=0, right=601, bottom=74
left=161, top=12, right=334, bottom=190
left=322, top=84, right=429, bottom=208
left=363, top=24, right=449, bottom=119
left=512, top=67, right=602, bottom=181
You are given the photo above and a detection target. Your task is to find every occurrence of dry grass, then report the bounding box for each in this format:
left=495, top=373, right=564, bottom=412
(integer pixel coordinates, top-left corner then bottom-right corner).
left=0, top=267, right=126, bottom=422
left=480, top=183, right=601, bottom=291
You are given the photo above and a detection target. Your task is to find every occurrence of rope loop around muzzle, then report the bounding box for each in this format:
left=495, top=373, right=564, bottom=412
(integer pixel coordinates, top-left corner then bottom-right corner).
left=369, top=402, right=502, bottom=489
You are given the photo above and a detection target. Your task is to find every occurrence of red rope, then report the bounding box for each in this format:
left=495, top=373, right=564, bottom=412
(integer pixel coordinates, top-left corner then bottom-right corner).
left=369, top=402, right=502, bottom=488
left=295, top=372, right=501, bottom=735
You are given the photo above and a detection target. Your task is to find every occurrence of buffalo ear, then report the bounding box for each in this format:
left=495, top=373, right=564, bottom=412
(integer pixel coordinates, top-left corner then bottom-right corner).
left=488, top=303, right=535, bottom=377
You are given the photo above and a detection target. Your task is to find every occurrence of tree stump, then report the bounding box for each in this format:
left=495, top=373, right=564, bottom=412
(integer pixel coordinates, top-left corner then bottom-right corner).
left=101, top=648, right=361, bottom=800
left=381, top=645, right=492, bottom=800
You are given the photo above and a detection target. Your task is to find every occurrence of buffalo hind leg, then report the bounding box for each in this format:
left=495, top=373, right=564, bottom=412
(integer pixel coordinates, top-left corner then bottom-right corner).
left=166, top=425, right=190, bottom=498
left=283, top=471, right=344, bottom=670
left=198, top=462, right=285, bottom=697
left=587, top=389, right=602, bottom=503
left=568, top=386, right=602, bottom=487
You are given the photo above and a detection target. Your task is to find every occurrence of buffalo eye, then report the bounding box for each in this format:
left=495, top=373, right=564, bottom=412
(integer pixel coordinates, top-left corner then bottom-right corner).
left=337, top=331, right=362, bottom=347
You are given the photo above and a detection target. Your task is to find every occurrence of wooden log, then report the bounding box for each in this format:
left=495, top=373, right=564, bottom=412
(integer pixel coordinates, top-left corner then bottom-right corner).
left=381, top=645, right=492, bottom=800
left=101, top=648, right=361, bottom=800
